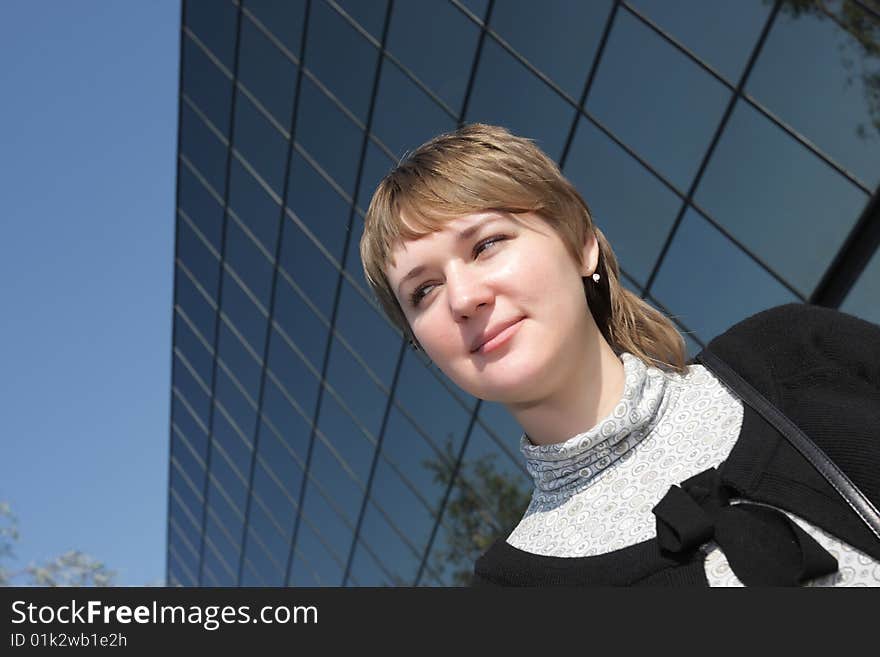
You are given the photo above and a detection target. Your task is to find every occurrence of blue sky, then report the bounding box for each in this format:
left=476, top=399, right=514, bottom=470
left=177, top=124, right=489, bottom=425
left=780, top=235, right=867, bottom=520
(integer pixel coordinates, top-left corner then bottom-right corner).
left=0, top=1, right=180, bottom=585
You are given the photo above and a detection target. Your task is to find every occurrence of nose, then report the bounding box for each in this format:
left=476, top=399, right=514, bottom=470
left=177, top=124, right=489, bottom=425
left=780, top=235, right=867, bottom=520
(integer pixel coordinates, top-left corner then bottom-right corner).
left=446, top=264, right=493, bottom=321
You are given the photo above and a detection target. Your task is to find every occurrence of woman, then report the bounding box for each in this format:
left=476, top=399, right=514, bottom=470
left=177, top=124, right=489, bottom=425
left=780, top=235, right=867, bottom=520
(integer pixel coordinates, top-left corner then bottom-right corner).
left=359, top=123, right=880, bottom=586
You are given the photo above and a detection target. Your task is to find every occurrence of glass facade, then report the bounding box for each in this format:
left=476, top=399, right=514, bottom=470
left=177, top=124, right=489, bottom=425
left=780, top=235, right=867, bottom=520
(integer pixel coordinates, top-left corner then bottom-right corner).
left=167, top=0, right=880, bottom=586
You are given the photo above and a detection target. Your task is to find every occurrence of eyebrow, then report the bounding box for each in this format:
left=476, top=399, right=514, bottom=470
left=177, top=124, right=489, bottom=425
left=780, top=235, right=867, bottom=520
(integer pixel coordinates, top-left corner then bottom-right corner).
left=396, top=216, right=504, bottom=296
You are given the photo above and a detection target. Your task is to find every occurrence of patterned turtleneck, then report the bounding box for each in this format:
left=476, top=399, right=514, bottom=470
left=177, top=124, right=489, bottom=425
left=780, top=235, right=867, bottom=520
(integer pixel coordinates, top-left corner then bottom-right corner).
left=506, top=353, right=880, bottom=586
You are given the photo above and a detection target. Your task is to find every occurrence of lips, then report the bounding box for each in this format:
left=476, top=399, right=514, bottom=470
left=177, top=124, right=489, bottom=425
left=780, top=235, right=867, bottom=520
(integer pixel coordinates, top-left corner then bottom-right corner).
left=470, top=317, right=525, bottom=354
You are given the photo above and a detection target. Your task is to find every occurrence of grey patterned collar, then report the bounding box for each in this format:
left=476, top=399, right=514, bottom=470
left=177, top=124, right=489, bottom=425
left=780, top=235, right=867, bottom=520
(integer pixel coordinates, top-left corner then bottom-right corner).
left=520, top=353, right=670, bottom=496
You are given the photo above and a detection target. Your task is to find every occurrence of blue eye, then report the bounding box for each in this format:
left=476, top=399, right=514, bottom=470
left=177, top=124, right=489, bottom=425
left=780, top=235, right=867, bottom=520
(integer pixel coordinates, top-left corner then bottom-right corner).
left=410, top=284, right=434, bottom=308
left=473, top=235, right=507, bottom=257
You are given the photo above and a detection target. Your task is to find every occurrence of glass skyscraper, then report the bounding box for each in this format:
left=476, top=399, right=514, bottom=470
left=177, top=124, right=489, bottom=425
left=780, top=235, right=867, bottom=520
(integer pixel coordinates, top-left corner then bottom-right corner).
left=167, top=0, right=880, bottom=586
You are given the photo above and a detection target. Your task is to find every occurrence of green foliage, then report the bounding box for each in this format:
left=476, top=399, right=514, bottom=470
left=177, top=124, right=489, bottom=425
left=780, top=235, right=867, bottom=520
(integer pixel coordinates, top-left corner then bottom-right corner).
left=422, top=440, right=531, bottom=586
left=774, top=0, right=880, bottom=137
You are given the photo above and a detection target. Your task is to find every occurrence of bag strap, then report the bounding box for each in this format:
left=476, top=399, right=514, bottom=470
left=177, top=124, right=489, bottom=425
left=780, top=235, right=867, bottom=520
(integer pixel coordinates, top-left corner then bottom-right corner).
left=696, top=348, right=880, bottom=543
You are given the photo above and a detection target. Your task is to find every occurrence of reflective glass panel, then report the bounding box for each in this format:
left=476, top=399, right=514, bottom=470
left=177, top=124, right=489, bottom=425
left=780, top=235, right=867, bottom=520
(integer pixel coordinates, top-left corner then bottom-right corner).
left=651, top=209, right=798, bottom=342
left=265, top=324, right=320, bottom=421
left=232, top=90, right=289, bottom=197
left=563, top=116, right=682, bottom=286
left=238, top=14, right=299, bottom=129
left=181, top=35, right=233, bottom=136
left=466, top=36, right=572, bottom=162
left=244, top=0, right=307, bottom=57
left=627, top=0, right=770, bottom=83
left=175, top=264, right=217, bottom=349
left=334, top=277, right=401, bottom=387
left=386, top=0, right=480, bottom=113
left=587, top=8, right=730, bottom=191
left=271, top=273, right=328, bottom=370
left=695, top=101, right=869, bottom=297
left=228, top=156, right=282, bottom=255
left=336, top=0, right=388, bottom=41
left=747, top=3, right=880, bottom=188
left=180, top=101, right=228, bottom=195
left=177, top=161, right=224, bottom=252
left=841, top=247, right=880, bottom=326
left=489, top=0, right=613, bottom=100
left=286, top=148, right=351, bottom=265
left=372, top=59, right=456, bottom=159
left=184, top=0, right=238, bottom=70
left=304, top=0, right=378, bottom=123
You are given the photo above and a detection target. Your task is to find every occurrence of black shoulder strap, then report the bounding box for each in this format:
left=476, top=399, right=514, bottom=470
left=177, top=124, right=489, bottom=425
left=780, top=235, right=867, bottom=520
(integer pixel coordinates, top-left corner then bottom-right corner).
left=697, top=348, right=880, bottom=544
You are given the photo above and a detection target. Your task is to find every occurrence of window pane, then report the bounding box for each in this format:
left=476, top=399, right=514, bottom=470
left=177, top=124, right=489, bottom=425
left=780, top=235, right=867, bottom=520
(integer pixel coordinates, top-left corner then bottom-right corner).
left=260, top=385, right=311, bottom=481
left=216, top=316, right=262, bottom=397
left=490, top=0, right=613, bottom=100
left=563, top=116, right=681, bottom=286
left=381, top=406, right=448, bottom=512
left=295, top=76, right=364, bottom=197
left=233, top=90, right=289, bottom=197
left=214, top=364, right=257, bottom=443
left=238, top=14, right=299, bottom=129
left=316, top=391, right=374, bottom=487
left=368, top=456, right=435, bottom=558
left=628, top=0, right=770, bottom=83
left=172, top=393, right=208, bottom=462
left=387, top=0, right=480, bottom=113
left=271, top=273, right=329, bottom=370
left=244, top=0, right=307, bottom=57
left=841, top=247, right=880, bottom=326
left=336, top=0, right=388, bottom=42
left=173, top=354, right=211, bottom=428
left=266, top=324, right=320, bottom=420
left=180, top=101, right=228, bottom=195
left=177, top=162, right=224, bottom=252
left=651, top=209, right=797, bottom=342
left=347, top=540, right=392, bottom=586
left=392, top=350, right=472, bottom=462
left=290, top=515, right=344, bottom=586
left=184, top=0, right=238, bottom=71
left=224, top=216, right=275, bottom=310
left=176, top=217, right=220, bottom=307
left=175, top=264, right=217, bottom=348
left=228, top=157, right=282, bottom=254
left=587, top=8, right=730, bottom=190
left=466, top=37, right=573, bottom=162
left=355, top=498, right=422, bottom=585
left=219, top=270, right=268, bottom=362
left=372, top=59, right=456, bottom=159
left=255, top=418, right=304, bottom=504
left=746, top=3, right=880, bottom=187
left=287, top=148, right=351, bottom=265
left=304, top=0, right=378, bottom=123
left=181, top=35, right=233, bottom=136
left=695, top=101, right=869, bottom=297
left=335, top=277, right=401, bottom=387
left=325, top=338, right=388, bottom=439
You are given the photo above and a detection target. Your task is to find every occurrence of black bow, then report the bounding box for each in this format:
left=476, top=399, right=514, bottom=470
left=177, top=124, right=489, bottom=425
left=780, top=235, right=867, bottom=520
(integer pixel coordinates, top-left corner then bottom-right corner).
left=652, top=468, right=838, bottom=586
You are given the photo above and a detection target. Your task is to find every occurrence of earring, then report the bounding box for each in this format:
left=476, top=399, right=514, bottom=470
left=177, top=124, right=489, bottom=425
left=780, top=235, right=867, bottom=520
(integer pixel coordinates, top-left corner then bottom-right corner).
left=592, top=272, right=601, bottom=283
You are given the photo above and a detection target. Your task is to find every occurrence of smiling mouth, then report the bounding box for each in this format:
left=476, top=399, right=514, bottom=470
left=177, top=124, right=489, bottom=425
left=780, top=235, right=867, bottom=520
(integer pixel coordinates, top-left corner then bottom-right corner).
left=473, top=318, right=524, bottom=355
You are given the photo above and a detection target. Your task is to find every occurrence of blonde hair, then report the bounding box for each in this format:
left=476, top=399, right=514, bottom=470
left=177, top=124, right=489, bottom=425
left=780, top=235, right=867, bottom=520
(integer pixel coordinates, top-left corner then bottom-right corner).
left=360, top=123, right=687, bottom=374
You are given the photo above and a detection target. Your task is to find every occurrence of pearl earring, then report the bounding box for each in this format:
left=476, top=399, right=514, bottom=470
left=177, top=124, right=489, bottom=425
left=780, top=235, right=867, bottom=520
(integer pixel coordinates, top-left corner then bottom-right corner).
left=592, top=273, right=601, bottom=283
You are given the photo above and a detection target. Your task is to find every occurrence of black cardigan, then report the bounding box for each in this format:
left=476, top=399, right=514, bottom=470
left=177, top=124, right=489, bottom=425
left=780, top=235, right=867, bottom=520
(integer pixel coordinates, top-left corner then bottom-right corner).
left=473, top=303, right=880, bottom=586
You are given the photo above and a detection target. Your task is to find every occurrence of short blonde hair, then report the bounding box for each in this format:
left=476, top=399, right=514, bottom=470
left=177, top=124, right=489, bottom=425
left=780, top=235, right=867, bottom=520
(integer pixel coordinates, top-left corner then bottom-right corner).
left=360, top=123, right=687, bottom=374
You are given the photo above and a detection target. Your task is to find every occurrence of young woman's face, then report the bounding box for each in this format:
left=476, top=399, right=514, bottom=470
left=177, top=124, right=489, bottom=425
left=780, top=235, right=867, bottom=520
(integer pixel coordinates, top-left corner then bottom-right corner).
left=385, top=210, right=598, bottom=404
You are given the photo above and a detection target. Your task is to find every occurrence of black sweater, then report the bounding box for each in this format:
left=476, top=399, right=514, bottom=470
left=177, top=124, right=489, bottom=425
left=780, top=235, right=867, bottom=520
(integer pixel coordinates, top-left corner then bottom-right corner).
left=473, top=303, right=880, bottom=586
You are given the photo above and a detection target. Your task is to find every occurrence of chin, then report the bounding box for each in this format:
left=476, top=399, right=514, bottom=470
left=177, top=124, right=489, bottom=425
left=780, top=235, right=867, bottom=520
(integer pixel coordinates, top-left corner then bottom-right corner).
left=459, top=351, right=553, bottom=403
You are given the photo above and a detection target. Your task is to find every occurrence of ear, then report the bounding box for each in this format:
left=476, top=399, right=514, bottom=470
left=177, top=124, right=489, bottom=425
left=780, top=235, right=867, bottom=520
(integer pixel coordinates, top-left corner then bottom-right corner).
left=579, top=231, right=599, bottom=278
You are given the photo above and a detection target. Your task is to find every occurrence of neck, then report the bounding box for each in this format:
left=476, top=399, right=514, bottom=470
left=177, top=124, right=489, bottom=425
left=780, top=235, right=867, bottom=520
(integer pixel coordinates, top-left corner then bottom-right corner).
left=506, top=331, right=626, bottom=446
